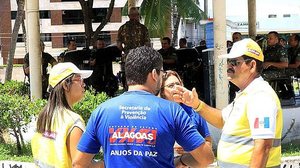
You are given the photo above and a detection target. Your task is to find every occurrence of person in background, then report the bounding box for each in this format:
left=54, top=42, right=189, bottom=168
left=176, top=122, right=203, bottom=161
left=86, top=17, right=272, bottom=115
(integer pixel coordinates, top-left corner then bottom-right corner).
left=31, top=62, right=102, bottom=168
left=288, top=34, right=300, bottom=68
left=23, top=40, right=57, bottom=99
left=228, top=32, right=243, bottom=103
left=158, top=37, right=177, bottom=71
left=279, top=37, right=287, bottom=48
left=117, top=7, right=150, bottom=90
left=173, top=39, right=282, bottom=167
left=117, top=7, right=150, bottom=55
left=89, top=38, right=118, bottom=96
left=159, top=70, right=212, bottom=168
left=73, top=46, right=214, bottom=168
left=58, top=38, right=77, bottom=62
left=179, top=38, right=188, bottom=48
left=232, top=32, right=242, bottom=43
left=263, top=31, right=288, bottom=70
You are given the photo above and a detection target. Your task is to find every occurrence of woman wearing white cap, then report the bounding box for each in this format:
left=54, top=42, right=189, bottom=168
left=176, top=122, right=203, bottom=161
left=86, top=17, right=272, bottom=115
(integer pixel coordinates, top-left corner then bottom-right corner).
left=31, top=63, right=103, bottom=167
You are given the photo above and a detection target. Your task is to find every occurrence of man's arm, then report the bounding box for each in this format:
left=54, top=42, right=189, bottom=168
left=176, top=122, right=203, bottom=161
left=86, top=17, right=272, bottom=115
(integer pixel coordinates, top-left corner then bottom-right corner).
left=288, top=60, right=300, bottom=68
left=263, top=61, right=288, bottom=69
left=188, top=141, right=214, bottom=167
left=249, top=139, right=273, bottom=168
left=72, top=151, right=104, bottom=168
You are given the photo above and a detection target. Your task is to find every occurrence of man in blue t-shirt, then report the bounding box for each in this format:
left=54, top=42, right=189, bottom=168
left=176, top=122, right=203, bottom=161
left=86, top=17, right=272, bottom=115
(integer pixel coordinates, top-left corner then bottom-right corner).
left=73, top=46, right=214, bottom=168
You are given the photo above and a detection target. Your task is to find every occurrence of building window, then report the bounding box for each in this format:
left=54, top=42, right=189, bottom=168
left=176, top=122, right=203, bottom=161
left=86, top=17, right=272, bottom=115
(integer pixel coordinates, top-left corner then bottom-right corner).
left=11, top=11, right=50, bottom=19
left=93, top=8, right=108, bottom=23
left=63, top=33, right=86, bottom=47
left=41, top=33, right=52, bottom=42
left=62, top=10, right=83, bottom=24
left=95, top=31, right=111, bottom=44
left=17, top=34, right=25, bottom=42
left=11, top=11, right=17, bottom=19
left=40, top=11, right=51, bottom=19
left=268, top=14, right=277, bottom=18
left=283, top=14, right=291, bottom=18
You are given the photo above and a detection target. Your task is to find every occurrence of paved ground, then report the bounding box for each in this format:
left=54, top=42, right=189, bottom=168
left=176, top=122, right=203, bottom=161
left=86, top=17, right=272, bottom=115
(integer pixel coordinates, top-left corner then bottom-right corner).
left=0, top=66, right=25, bottom=83
left=0, top=63, right=121, bottom=83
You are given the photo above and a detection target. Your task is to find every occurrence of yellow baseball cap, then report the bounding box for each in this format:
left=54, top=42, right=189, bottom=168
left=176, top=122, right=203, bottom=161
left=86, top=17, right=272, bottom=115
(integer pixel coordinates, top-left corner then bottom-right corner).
left=49, top=62, right=93, bottom=88
left=219, top=38, right=264, bottom=62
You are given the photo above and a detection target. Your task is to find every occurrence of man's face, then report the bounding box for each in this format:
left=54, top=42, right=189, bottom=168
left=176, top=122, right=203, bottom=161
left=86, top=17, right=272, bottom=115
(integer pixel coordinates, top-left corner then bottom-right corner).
left=267, top=33, right=278, bottom=46
left=154, top=69, right=165, bottom=96
left=289, top=35, right=298, bottom=48
left=232, top=34, right=242, bottom=43
left=226, top=56, right=252, bottom=87
left=68, top=41, right=77, bottom=51
left=96, top=40, right=105, bottom=49
left=161, top=40, right=170, bottom=50
left=129, top=11, right=140, bottom=22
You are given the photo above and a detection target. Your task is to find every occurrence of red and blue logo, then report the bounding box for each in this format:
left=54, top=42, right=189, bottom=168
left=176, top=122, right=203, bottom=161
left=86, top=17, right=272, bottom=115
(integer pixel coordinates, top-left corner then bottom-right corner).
left=109, top=127, right=157, bottom=145
left=254, top=117, right=270, bottom=129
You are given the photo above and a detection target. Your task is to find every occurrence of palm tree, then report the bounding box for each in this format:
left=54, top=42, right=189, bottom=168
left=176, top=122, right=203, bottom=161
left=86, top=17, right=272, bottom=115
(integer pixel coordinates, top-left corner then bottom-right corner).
left=140, top=0, right=207, bottom=39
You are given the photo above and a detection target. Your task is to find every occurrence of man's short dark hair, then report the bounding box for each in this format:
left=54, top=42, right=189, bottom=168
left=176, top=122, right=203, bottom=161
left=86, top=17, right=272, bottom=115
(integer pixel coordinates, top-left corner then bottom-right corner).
left=293, top=34, right=300, bottom=42
left=67, top=38, right=76, bottom=45
left=268, top=31, right=279, bottom=39
left=125, top=46, right=163, bottom=85
left=233, top=32, right=242, bottom=36
left=162, top=37, right=171, bottom=45
left=179, top=38, right=187, bottom=45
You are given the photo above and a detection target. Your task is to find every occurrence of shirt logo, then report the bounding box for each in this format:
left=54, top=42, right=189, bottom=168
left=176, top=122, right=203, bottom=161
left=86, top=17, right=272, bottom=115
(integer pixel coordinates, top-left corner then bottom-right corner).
left=254, top=117, right=270, bottom=129
left=109, top=127, right=157, bottom=145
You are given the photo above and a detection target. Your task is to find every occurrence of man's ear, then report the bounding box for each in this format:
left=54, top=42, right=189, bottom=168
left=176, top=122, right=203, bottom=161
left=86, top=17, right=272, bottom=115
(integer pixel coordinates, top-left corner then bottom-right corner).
left=250, top=60, right=256, bottom=72
left=151, top=69, right=158, bottom=82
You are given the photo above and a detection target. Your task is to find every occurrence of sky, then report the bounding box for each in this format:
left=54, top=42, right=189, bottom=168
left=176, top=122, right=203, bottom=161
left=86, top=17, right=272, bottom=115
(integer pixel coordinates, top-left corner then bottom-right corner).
left=199, top=0, right=300, bottom=19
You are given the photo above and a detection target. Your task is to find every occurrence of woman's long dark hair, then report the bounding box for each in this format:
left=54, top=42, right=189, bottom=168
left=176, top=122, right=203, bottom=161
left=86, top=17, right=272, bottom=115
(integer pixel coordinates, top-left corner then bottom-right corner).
left=36, top=74, right=74, bottom=133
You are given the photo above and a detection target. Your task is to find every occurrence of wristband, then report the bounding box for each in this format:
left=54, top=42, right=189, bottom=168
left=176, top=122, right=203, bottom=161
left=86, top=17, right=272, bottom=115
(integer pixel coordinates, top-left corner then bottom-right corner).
left=194, top=101, right=204, bottom=112
left=179, top=155, right=187, bottom=166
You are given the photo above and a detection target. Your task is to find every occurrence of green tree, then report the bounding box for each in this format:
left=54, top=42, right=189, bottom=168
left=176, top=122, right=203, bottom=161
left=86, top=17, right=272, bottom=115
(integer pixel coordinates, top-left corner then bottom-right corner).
left=79, top=0, right=115, bottom=48
left=140, top=0, right=207, bottom=38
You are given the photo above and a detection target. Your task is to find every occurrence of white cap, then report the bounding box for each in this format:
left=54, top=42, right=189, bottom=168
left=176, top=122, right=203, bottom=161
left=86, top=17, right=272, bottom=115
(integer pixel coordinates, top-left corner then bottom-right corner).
left=49, top=62, right=92, bottom=88
left=219, top=38, right=264, bottom=62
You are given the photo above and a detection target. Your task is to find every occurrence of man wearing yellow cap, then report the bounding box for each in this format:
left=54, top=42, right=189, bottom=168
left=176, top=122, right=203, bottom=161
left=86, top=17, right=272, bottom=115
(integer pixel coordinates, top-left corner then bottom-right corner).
left=173, top=38, right=283, bottom=167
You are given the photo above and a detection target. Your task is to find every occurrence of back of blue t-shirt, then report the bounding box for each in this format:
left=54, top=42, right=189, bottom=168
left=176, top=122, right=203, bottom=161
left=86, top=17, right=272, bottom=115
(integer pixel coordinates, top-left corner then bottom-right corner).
left=78, top=91, right=204, bottom=168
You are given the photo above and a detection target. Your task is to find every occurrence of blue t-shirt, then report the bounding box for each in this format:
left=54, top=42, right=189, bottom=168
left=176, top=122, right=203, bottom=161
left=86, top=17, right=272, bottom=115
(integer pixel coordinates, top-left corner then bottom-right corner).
left=78, top=90, right=205, bottom=168
left=180, top=104, right=210, bottom=139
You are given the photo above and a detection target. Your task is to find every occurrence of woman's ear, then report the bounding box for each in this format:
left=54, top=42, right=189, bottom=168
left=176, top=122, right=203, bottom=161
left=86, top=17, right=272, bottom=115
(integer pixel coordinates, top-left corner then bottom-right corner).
left=62, top=81, right=69, bottom=91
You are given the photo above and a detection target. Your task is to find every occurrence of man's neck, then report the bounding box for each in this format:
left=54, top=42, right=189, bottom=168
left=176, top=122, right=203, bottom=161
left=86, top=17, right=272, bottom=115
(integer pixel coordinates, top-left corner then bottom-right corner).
left=128, top=85, right=153, bottom=94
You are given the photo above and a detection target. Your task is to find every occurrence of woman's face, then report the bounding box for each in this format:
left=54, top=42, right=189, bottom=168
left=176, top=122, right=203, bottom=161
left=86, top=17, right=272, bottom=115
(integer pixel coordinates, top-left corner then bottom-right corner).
left=65, top=74, right=85, bottom=106
left=161, top=75, right=182, bottom=103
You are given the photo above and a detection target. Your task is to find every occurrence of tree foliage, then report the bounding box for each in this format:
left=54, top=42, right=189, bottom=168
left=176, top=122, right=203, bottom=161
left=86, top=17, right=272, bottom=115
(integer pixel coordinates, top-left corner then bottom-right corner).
left=140, top=0, right=207, bottom=38
left=79, top=0, right=115, bottom=48
left=0, top=81, right=46, bottom=155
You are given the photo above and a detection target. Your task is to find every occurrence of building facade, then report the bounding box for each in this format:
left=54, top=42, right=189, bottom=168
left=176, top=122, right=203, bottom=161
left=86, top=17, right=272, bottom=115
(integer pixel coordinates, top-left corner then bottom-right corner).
left=0, top=0, right=131, bottom=64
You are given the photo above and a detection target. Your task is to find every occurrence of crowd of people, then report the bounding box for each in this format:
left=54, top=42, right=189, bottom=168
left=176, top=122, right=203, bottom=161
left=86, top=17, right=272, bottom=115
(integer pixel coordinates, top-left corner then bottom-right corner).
left=25, top=6, right=299, bottom=168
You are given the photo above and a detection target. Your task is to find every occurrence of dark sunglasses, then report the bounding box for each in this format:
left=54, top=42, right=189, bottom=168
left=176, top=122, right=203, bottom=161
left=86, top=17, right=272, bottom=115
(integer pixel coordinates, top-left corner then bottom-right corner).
left=227, top=58, right=252, bottom=66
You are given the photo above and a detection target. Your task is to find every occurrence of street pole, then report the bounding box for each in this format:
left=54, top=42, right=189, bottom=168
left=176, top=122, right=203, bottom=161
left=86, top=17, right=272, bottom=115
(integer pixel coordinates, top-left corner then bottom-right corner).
left=26, top=0, right=42, bottom=100
left=213, top=0, right=228, bottom=109
left=248, top=0, right=257, bottom=40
